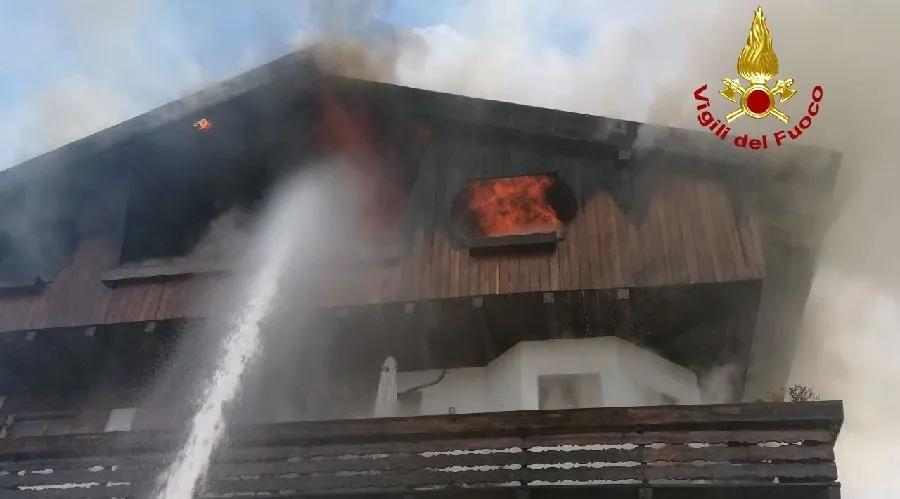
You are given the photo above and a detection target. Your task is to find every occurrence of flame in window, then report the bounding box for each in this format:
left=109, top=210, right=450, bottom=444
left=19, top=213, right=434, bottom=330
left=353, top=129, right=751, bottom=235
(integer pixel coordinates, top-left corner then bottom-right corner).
left=464, top=175, right=563, bottom=237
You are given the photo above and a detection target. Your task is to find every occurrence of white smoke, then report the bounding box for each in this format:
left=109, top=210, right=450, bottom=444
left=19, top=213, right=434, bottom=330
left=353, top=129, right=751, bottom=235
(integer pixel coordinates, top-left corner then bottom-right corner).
left=367, top=2, right=898, bottom=497
left=0, top=0, right=267, bottom=169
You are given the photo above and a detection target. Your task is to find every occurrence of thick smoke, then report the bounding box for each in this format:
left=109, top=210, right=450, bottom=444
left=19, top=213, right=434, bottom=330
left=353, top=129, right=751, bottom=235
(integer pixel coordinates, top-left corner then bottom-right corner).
left=339, top=2, right=894, bottom=496
left=151, top=2, right=900, bottom=494
left=6, top=1, right=897, bottom=495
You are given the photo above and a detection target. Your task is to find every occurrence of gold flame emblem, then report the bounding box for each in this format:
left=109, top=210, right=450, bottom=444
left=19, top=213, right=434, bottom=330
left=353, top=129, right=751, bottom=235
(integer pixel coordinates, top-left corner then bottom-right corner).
left=720, top=7, right=796, bottom=123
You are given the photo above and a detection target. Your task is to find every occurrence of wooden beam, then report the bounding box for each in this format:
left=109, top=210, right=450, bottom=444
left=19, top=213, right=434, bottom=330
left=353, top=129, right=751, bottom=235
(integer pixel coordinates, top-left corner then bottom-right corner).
left=0, top=401, right=842, bottom=460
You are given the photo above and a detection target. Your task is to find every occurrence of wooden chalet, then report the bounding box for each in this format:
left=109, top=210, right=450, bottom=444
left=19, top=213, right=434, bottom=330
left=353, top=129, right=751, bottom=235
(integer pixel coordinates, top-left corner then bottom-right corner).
left=0, top=51, right=842, bottom=497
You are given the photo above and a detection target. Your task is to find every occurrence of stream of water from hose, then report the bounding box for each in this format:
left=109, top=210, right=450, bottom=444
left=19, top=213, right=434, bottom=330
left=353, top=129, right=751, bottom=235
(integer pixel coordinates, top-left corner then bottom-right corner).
left=152, top=172, right=335, bottom=499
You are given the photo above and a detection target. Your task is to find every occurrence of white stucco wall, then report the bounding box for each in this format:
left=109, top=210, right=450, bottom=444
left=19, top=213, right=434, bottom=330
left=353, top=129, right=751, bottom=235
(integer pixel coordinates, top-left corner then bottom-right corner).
left=390, top=337, right=700, bottom=417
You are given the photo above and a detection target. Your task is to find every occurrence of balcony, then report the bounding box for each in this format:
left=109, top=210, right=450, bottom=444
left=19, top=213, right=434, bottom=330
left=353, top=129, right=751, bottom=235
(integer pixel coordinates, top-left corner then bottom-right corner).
left=0, top=401, right=842, bottom=498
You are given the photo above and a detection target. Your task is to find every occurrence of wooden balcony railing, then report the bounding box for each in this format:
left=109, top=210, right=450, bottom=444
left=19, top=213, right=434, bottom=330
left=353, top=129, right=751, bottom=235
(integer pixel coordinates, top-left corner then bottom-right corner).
left=0, top=401, right=843, bottom=499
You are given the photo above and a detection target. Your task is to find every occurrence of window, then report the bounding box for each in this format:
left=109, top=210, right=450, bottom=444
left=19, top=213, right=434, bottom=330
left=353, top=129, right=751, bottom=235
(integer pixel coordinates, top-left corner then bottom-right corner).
left=539, top=373, right=603, bottom=410
left=643, top=390, right=679, bottom=406
left=5, top=414, right=79, bottom=438
left=103, top=408, right=137, bottom=432
left=452, top=173, right=576, bottom=248
left=118, top=151, right=270, bottom=265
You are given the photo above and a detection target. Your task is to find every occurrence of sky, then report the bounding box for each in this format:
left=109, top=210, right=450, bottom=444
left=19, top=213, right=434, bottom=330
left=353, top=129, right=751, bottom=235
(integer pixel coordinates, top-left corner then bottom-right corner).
left=0, top=0, right=637, bottom=170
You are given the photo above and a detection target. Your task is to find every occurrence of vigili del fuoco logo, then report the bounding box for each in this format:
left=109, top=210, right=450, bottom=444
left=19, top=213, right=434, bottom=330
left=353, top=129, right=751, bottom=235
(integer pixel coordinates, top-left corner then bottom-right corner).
left=693, top=7, right=823, bottom=150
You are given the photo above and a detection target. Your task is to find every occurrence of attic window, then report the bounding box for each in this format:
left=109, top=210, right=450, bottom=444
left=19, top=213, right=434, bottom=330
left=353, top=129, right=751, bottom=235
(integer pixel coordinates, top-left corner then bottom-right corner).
left=119, top=153, right=266, bottom=267
left=0, top=220, right=75, bottom=288
left=4, top=413, right=82, bottom=438
left=453, top=173, right=576, bottom=248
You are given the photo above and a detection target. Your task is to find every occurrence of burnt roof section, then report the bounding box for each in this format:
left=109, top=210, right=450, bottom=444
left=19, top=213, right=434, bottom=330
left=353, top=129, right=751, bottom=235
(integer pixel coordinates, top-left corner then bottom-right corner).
left=0, top=47, right=841, bottom=287
left=1, top=47, right=839, bottom=187
left=0, top=51, right=317, bottom=185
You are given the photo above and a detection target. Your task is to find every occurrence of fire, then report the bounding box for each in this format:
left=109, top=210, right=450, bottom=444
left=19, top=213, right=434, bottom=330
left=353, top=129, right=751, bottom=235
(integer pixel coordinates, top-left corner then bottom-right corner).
left=193, top=118, right=213, bottom=131
left=465, top=175, right=562, bottom=237
left=313, top=90, right=407, bottom=238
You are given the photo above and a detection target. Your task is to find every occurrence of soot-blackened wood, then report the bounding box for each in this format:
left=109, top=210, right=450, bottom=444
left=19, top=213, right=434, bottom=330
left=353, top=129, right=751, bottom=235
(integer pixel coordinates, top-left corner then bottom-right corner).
left=232, top=402, right=844, bottom=449
left=0, top=165, right=767, bottom=330
left=525, top=463, right=837, bottom=483
left=524, top=428, right=835, bottom=447
left=0, top=402, right=843, bottom=460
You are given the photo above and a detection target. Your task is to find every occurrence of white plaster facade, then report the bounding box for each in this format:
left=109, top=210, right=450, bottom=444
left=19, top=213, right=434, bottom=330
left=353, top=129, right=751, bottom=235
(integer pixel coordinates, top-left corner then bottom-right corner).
left=382, top=337, right=700, bottom=417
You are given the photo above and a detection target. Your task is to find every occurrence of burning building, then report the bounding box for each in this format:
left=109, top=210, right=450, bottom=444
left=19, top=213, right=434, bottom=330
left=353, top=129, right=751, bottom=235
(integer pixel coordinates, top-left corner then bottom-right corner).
left=0, top=51, right=843, bottom=498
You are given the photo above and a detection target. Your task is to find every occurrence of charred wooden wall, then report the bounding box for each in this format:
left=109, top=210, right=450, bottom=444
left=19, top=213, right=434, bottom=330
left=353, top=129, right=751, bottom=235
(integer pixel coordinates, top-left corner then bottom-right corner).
left=0, top=239, right=213, bottom=333
left=0, top=157, right=763, bottom=333
left=317, top=132, right=764, bottom=306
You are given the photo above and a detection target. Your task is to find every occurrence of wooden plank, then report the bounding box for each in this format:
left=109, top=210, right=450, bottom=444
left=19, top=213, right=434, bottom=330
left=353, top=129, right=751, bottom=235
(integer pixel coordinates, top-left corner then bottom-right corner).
left=648, top=182, right=672, bottom=286
left=624, top=195, right=644, bottom=287
left=702, top=180, right=740, bottom=282
left=483, top=252, right=499, bottom=296
left=205, top=468, right=523, bottom=495
left=528, top=252, right=541, bottom=293
left=0, top=466, right=155, bottom=488
left=227, top=403, right=842, bottom=448
left=714, top=180, right=755, bottom=280
left=0, top=402, right=842, bottom=460
left=659, top=177, right=689, bottom=286
left=436, top=162, right=453, bottom=299
left=644, top=444, right=834, bottom=463
left=694, top=181, right=729, bottom=281
left=220, top=436, right=525, bottom=461
left=211, top=449, right=522, bottom=478
left=458, top=231, right=470, bottom=297
left=502, top=255, right=515, bottom=294
left=583, top=191, right=604, bottom=290
left=525, top=462, right=836, bottom=483
left=549, top=240, right=561, bottom=290
left=0, top=483, right=148, bottom=498
left=0, top=294, right=37, bottom=333
left=449, top=245, right=461, bottom=298
left=538, top=252, right=550, bottom=291
left=526, top=444, right=834, bottom=466
left=524, top=429, right=835, bottom=447
left=688, top=179, right=721, bottom=283
left=416, top=159, right=439, bottom=300
left=0, top=453, right=169, bottom=474
left=746, top=203, right=766, bottom=277
left=718, top=182, right=754, bottom=279
left=566, top=179, right=582, bottom=291
left=672, top=176, right=702, bottom=284
left=597, top=190, right=624, bottom=287
left=436, top=232, right=451, bottom=299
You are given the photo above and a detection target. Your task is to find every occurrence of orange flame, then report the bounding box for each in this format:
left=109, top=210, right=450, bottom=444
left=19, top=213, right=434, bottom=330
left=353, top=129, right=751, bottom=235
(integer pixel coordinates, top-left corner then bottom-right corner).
left=314, top=91, right=408, bottom=238
left=193, top=117, right=213, bottom=131
left=466, top=175, right=562, bottom=237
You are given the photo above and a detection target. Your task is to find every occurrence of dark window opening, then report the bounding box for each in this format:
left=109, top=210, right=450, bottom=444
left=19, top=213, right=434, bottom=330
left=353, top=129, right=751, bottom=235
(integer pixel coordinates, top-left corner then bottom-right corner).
left=3, top=413, right=82, bottom=438
left=538, top=373, right=603, bottom=410
left=119, top=160, right=271, bottom=266
left=0, top=219, right=76, bottom=287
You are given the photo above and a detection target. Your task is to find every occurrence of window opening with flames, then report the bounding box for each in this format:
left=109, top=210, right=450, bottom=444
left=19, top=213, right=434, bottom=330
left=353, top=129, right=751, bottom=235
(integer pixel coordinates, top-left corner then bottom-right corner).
left=454, top=173, right=576, bottom=247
